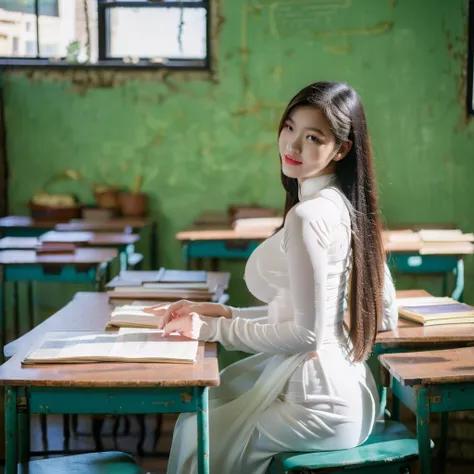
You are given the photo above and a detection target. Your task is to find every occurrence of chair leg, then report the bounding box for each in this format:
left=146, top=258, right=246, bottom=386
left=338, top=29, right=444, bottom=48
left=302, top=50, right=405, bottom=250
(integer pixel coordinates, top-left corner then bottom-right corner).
left=136, top=414, right=146, bottom=456
left=63, top=414, right=70, bottom=450
left=92, top=416, right=105, bottom=452
left=154, top=414, right=163, bottom=449
left=123, top=415, right=131, bottom=436
left=72, top=414, right=78, bottom=436
left=40, top=414, right=48, bottom=451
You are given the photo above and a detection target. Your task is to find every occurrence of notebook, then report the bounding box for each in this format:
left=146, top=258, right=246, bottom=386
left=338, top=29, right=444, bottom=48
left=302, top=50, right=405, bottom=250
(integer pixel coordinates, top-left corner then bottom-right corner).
left=22, top=329, right=198, bottom=365
left=397, top=296, right=474, bottom=326
left=107, top=303, right=169, bottom=329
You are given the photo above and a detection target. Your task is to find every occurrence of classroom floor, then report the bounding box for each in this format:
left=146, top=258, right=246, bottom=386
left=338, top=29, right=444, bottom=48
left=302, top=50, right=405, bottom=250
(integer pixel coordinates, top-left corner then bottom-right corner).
left=28, top=410, right=474, bottom=474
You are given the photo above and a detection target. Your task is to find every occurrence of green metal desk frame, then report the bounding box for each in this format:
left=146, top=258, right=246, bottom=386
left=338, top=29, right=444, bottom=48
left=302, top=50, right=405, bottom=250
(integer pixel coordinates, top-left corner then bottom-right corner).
left=388, top=378, right=474, bottom=474
left=0, top=262, right=109, bottom=360
left=5, top=385, right=210, bottom=474
left=183, top=240, right=465, bottom=300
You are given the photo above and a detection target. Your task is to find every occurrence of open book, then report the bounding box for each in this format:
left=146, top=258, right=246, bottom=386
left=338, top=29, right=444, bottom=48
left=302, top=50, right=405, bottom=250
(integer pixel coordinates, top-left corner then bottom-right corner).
left=107, top=303, right=168, bottom=329
left=22, top=329, right=199, bottom=365
left=397, top=296, right=474, bottom=326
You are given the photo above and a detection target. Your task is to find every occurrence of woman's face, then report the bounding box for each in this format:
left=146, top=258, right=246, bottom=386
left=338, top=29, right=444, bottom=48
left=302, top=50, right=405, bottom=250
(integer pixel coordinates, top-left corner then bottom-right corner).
left=279, top=105, right=347, bottom=182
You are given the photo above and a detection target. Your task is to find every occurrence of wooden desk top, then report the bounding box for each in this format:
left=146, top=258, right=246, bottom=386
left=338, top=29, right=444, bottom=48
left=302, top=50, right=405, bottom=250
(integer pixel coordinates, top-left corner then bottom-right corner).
left=0, top=248, right=118, bottom=265
left=0, top=292, right=219, bottom=388
left=56, top=218, right=152, bottom=232
left=376, top=290, right=474, bottom=346
left=379, top=346, right=474, bottom=386
left=40, top=231, right=139, bottom=246
left=0, top=216, right=62, bottom=229
left=0, top=237, right=38, bottom=249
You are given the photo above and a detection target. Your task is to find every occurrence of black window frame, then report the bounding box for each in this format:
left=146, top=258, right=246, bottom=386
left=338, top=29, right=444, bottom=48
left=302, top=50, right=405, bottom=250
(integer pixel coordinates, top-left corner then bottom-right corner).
left=0, top=0, right=211, bottom=70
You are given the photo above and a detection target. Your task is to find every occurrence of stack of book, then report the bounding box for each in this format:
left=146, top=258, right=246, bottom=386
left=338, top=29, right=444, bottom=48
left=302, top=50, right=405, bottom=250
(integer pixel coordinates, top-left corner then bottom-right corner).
left=397, top=295, right=474, bottom=326
left=383, top=228, right=474, bottom=254
left=106, top=268, right=230, bottom=302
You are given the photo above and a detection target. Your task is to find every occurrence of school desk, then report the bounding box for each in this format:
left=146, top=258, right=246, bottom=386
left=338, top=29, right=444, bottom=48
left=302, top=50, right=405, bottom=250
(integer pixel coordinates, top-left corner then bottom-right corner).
left=0, top=249, right=117, bottom=357
left=176, top=213, right=473, bottom=300
left=0, top=216, right=63, bottom=238
left=0, top=216, right=158, bottom=270
left=373, top=289, right=474, bottom=468
left=0, top=292, right=219, bottom=474
left=55, top=217, right=158, bottom=269
left=379, top=345, right=474, bottom=474
left=40, top=231, right=139, bottom=272
left=1, top=232, right=138, bottom=273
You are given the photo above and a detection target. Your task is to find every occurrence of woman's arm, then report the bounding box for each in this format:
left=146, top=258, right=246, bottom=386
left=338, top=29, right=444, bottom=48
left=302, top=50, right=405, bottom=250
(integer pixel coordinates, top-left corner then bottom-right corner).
left=198, top=197, right=340, bottom=354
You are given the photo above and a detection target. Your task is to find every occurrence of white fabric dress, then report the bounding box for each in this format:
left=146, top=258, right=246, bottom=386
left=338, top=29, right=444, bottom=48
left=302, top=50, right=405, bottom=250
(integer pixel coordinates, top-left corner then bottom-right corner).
left=166, top=173, right=398, bottom=474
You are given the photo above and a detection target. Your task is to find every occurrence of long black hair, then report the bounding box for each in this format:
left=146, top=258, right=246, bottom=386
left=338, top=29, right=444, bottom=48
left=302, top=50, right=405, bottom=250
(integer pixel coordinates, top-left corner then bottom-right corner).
left=279, top=82, right=384, bottom=362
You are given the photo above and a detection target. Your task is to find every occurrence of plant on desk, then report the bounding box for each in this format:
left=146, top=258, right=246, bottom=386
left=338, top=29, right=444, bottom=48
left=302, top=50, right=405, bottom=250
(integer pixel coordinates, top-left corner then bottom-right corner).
left=119, top=174, right=148, bottom=217
left=29, top=168, right=83, bottom=221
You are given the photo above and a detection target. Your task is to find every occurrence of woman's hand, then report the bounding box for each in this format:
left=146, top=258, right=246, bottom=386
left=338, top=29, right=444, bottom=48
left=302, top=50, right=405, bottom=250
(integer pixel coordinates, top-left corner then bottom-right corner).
left=161, top=312, right=204, bottom=339
left=143, top=300, right=232, bottom=330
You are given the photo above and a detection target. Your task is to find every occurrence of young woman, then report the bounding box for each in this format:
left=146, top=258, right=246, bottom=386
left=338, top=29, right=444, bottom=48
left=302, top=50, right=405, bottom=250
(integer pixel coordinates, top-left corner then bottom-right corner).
left=145, top=81, right=398, bottom=474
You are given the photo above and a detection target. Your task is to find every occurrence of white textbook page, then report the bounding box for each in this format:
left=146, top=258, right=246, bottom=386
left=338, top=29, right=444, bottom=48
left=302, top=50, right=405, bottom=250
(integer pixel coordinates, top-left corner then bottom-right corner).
left=23, top=330, right=198, bottom=364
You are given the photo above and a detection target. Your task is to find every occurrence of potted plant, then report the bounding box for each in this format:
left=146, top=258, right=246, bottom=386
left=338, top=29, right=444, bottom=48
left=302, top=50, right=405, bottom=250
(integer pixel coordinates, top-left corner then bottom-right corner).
left=29, top=168, right=83, bottom=221
left=119, top=175, right=148, bottom=217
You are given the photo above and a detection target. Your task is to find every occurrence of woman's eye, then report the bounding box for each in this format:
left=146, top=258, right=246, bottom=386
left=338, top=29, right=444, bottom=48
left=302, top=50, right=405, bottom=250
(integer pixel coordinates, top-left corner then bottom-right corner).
left=307, top=135, right=319, bottom=143
left=286, top=123, right=293, bottom=131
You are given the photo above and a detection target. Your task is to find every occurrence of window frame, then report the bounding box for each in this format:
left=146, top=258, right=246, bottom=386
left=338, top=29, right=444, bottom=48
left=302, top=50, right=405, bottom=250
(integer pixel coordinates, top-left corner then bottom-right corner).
left=0, top=0, right=211, bottom=70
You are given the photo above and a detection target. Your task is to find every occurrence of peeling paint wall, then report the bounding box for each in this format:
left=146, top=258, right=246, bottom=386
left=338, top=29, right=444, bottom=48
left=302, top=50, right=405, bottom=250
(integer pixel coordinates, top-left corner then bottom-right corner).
left=3, top=0, right=474, bottom=307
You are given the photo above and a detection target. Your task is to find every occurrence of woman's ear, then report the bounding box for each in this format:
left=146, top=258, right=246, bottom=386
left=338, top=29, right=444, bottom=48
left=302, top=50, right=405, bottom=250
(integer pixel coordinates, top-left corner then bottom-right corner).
left=333, top=141, right=353, bottom=162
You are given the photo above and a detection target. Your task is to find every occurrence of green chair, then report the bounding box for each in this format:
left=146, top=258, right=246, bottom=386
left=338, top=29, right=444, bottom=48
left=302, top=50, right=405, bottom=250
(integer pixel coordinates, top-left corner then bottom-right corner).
left=267, top=420, right=420, bottom=474
left=18, top=451, right=143, bottom=474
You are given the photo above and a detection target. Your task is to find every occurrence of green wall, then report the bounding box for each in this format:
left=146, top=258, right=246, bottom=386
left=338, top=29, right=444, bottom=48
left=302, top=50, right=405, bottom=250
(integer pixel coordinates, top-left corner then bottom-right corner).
left=3, top=0, right=474, bottom=313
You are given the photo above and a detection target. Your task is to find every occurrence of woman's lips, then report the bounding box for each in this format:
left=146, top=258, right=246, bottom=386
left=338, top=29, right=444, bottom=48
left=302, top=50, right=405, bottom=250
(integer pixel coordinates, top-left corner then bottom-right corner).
left=284, top=155, right=302, bottom=166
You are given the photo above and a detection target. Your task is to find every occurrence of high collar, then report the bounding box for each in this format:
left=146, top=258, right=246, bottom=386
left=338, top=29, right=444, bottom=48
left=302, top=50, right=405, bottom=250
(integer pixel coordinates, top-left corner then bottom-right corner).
left=298, top=173, right=337, bottom=200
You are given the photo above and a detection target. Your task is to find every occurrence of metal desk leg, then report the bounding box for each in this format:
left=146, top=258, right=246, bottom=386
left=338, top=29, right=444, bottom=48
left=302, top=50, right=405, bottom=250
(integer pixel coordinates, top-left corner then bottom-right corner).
left=18, top=387, right=30, bottom=463
left=183, top=243, right=191, bottom=270
left=95, top=263, right=107, bottom=292
left=27, top=282, right=35, bottom=330
left=196, top=386, right=210, bottom=474
left=0, top=265, right=5, bottom=362
left=5, top=386, right=18, bottom=474
left=451, top=258, right=464, bottom=302
left=415, top=387, right=431, bottom=474
left=13, top=282, right=19, bottom=340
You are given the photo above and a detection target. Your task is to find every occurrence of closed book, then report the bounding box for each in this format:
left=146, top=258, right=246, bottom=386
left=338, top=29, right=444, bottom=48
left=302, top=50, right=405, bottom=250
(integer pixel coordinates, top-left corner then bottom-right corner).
left=397, top=296, right=474, bottom=325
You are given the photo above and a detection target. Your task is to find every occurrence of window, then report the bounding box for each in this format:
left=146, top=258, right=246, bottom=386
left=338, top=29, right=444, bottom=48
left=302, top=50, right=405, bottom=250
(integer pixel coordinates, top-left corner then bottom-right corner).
left=0, top=0, right=210, bottom=69
left=12, top=36, right=19, bottom=55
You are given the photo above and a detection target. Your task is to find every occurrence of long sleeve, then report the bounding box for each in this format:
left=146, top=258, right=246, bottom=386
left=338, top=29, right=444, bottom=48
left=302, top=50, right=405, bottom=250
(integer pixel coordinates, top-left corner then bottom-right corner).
left=230, top=306, right=268, bottom=323
left=199, top=197, right=342, bottom=354
left=378, top=263, right=398, bottom=331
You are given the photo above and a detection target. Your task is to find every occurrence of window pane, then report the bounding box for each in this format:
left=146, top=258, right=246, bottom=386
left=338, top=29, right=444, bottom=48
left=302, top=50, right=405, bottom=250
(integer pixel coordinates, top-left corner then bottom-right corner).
left=38, top=0, right=98, bottom=61
left=108, top=7, right=206, bottom=60
left=0, top=1, right=36, bottom=57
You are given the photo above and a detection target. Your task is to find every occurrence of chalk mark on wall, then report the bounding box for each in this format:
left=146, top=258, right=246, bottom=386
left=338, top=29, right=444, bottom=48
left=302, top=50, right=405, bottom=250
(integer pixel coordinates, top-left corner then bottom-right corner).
left=267, top=0, right=352, bottom=38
